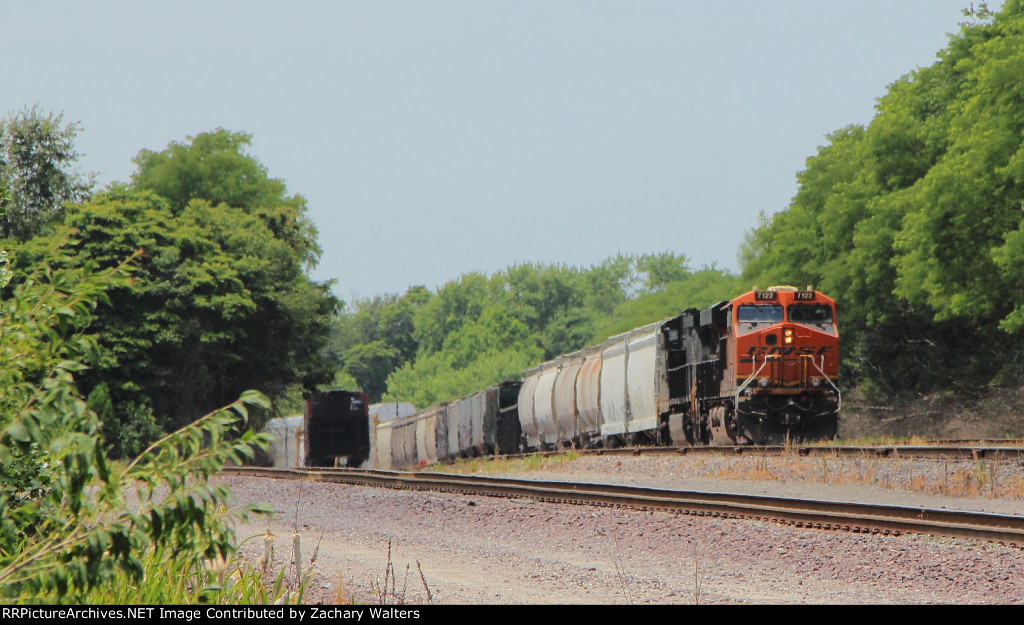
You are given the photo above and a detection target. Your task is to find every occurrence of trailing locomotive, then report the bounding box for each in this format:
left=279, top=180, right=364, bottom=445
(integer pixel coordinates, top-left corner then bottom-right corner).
left=298, top=286, right=839, bottom=469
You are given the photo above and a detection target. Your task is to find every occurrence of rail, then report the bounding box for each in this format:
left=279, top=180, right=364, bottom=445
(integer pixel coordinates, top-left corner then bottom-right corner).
left=225, top=465, right=1024, bottom=548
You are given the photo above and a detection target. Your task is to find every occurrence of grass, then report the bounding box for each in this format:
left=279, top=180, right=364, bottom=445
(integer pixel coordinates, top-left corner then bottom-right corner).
left=326, top=540, right=434, bottom=605
left=70, top=536, right=305, bottom=605
left=709, top=450, right=1024, bottom=500
left=834, top=435, right=945, bottom=446
left=363, top=540, right=433, bottom=605
left=691, top=554, right=710, bottom=606
left=437, top=444, right=1024, bottom=500
left=436, top=450, right=581, bottom=475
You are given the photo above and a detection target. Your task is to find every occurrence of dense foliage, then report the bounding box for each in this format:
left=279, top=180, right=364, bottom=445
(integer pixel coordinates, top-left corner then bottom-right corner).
left=3, top=128, right=338, bottom=456
left=0, top=106, right=93, bottom=241
left=741, top=1, right=1024, bottom=396
left=5, top=0, right=1024, bottom=603
left=0, top=246, right=273, bottom=602
left=7, top=2, right=1023, bottom=465
left=330, top=254, right=742, bottom=408
left=334, top=3, right=1024, bottom=408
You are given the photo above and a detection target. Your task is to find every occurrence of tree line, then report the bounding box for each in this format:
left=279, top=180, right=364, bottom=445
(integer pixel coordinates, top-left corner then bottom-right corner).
left=0, top=115, right=338, bottom=458
left=741, top=1, right=1024, bottom=398
left=6, top=2, right=1021, bottom=442
left=335, top=2, right=1024, bottom=408
left=328, top=255, right=740, bottom=408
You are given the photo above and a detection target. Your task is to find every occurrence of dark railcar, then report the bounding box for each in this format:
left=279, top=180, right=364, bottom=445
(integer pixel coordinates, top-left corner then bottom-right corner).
left=495, top=381, right=524, bottom=455
left=304, top=389, right=371, bottom=467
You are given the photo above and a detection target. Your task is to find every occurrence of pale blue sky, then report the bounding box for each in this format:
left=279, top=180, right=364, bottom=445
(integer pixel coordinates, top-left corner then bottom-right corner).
left=1, top=1, right=992, bottom=303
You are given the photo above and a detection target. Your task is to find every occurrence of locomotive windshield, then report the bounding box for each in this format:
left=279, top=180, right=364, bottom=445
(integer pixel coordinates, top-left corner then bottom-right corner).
left=737, top=304, right=783, bottom=324
left=788, top=304, right=833, bottom=324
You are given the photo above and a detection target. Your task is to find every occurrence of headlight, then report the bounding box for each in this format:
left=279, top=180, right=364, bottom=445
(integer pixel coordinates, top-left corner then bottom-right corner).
left=758, top=378, right=769, bottom=388
left=811, top=377, right=821, bottom=387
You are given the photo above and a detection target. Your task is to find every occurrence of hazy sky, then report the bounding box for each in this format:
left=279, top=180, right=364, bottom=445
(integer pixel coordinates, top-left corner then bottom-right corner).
left=2, top=1, right=992, bottom=304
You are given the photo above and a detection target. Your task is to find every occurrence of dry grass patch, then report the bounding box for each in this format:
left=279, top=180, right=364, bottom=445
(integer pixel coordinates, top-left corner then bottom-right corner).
left=702, top=452, right=1023, bottom=502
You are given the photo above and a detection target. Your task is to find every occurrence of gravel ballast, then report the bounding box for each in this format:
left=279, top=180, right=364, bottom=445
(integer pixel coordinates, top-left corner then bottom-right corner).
left=219, top=454, right=1024, bottom=605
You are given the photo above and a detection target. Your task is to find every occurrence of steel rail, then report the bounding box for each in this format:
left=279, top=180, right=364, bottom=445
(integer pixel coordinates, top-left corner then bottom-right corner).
left=225, top=466, right=1024, bottom=548
left=521, top=444, right=1024, bottom=460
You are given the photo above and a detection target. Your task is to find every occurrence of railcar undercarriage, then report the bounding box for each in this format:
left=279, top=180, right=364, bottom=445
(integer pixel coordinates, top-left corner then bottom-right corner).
left=734, top=393, right=839, bottom=445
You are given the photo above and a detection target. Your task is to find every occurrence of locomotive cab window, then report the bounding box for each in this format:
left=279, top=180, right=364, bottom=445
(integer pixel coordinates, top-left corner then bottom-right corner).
left=736, top=304, right=783, bottom=324
left=787, top=304, right=833, bottom=324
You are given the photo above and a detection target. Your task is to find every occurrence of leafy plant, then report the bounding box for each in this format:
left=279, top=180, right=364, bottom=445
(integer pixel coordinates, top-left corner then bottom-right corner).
left=0, top=106, right=94, bottom=241
left=0, top=244, right=273, bottom=603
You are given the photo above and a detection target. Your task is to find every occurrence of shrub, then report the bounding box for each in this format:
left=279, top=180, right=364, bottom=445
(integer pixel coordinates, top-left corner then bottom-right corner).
left=0, top=244, right=272, bottom=602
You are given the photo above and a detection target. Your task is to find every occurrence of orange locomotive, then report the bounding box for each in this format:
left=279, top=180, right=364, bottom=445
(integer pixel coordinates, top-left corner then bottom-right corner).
left=667, top=286, right=840, bottom=446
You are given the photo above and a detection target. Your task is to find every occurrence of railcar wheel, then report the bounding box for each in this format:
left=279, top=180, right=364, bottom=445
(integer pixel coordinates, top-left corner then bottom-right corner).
left=708, top=406, right=731, bottom=446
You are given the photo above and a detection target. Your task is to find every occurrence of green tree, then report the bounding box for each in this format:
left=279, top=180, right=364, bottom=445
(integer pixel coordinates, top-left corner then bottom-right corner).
left=127, top=129, right=337, bottom=419
left=412, top=272, right=490, bottom=355
left=0, top=106, right=93, bottom=241
left=590, top=266, right=742, bottom=344
left=132, top=129, right=286, bottom=213
left=327, top=286, right=431, bottom=401
left=0, top=239, right=275, bottom=604
left=739, top=0, right=1024, bottom=393
left=338, top=341, right=400, bottom=401
left=384, top=346, right=542, bottom=409
left=132, top=128, right=322, bottom=267
left=16, top=187, right=337, bottom=451
left=379, top=254, right=738, bottom=407
left=342, top=252, right=730, bottom=407
left=636, top=251, right=692, bottom=293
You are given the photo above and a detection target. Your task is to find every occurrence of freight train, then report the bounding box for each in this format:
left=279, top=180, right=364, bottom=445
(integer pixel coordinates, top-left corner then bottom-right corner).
left=284, top=286, right=839, bottom=469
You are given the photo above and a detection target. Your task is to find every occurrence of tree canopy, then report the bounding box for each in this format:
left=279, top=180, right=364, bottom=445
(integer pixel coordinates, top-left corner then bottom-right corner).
left=328, top=253, right=741, bottom=408
left=9, top=129, right=338, bottom=456
left=0, top=106, right=93, bottom=241
left=0, top=243, right=273, bottom=602
left=740, top=1, right=1024, bottom=394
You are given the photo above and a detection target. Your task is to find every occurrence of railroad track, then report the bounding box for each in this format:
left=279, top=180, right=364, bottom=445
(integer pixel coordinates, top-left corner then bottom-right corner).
left=567, top=443, right=1024, bottom=461
left=225, top=465, right=1024, bottom=549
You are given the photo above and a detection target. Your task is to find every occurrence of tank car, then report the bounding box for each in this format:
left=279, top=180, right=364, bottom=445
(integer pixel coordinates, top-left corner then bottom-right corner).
left=367, top=402, right=416, bottom=469
left=518, top=319, right=671, bottom=449
left=372, top=381, right=525, bottom=470
left=370, top=402, right=417, bottom=423
left=304, top=389, right=371, bottom=467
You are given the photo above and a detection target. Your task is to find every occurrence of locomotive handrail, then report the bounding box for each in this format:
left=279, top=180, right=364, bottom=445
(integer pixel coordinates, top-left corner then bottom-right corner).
left=734, top=355, right=777, bottom=405
left=810, top=355, right=842, bottom=411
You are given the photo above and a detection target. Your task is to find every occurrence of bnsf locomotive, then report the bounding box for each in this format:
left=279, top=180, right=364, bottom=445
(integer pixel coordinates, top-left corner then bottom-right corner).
left=295, top=286, right=839, bottom=469
left=701, top=285, right=839, bottom=445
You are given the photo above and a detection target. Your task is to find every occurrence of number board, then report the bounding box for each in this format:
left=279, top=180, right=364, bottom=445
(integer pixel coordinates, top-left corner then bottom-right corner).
left=794, top=291, right=816, bottom=301
left=754, top=291, right=777, bottom=301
